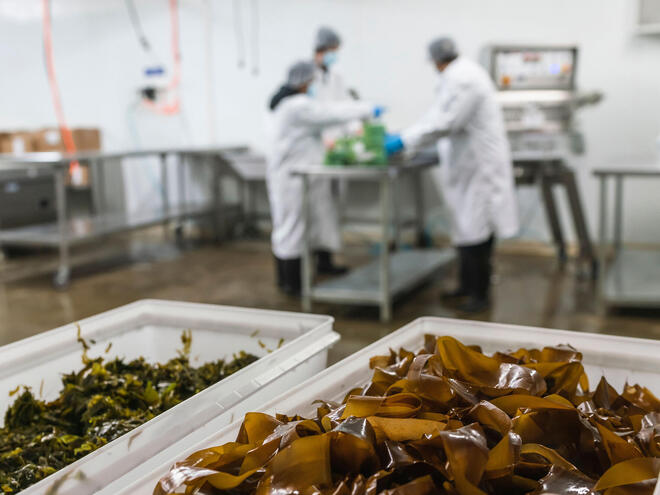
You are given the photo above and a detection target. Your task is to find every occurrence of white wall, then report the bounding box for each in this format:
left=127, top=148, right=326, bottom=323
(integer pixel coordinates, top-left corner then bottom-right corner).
left=1, top=0, right=659, bottom=243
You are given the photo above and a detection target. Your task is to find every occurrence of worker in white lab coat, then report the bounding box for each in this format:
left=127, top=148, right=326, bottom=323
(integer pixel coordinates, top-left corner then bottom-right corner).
left=267, top=61, right=377, bottom=295
left=386, top=38, right=519, bottom=313
left=313, top=26, right=356, bottom=104
left=311, top=26, right=359, bottom=273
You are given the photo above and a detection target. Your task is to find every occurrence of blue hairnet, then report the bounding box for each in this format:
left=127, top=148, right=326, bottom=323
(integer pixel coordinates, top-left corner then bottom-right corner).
left=287, top=60, right=316, bottom=88
left=429, top=37, right=458, bottom=63
left=315, top=26, right=341, bottom=52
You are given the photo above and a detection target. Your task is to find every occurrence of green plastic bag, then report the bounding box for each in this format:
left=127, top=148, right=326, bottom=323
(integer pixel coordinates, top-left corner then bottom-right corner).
left=361, top=122, right=387, bottom=166
left=324, top=122, right=387, bottom=166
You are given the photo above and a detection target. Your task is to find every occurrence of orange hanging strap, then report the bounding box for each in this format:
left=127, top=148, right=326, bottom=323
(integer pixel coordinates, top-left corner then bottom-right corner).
left=42, top=0, right=79, bottom=172
left=144, top=0, right=181, bottom=115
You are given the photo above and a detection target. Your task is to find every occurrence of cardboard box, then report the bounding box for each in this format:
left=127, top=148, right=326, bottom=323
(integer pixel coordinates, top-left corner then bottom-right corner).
left=72, top=128, right=101, bottom=151
left=0, top=131, right=36, bottom=154
left=33, top=127, right=102, bottom=152
left=32, top=128, right=63, bottom=152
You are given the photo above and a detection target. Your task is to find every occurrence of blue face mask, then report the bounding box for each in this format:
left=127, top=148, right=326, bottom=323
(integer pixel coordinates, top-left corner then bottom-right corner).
left=323, top=51, right=338, bottom=68
left=306, top=83, right=317, bottom=98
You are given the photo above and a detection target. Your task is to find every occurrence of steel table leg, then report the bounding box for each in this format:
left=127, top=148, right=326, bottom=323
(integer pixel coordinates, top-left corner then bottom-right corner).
left=178, top=153, right=187, bottom=206
left=539, top=164, right=566, bottom=264
left=241, top=181, right=249, bottom=224
left=560, top=163, right=597, bottom=277
left=249, top=182, right=258, bottom=225
left=391, top=176, right=401, bottom=250
left=337, top=177, right=349, bottom=227
left=160, top=153, right=170, bottom=239
left=413, top=170, right=428, bottom=247
left=613, top=175, right=623, bottom=256
left=212, top=157, right=223, bottom=242
left=53, top=166, right=70, bottom=289
left=90, top=158, right=105, bottom=215
left=597, top=175, right=609, bottom=296
left=237, top=176, right=247, bottom=232
left=175, top=153, right=187, bottom=243
left=302, top=175, right=313, bottom=312
left=244, top=180, right=260, bottom=234
left=380, top=175, right=392, bottom=322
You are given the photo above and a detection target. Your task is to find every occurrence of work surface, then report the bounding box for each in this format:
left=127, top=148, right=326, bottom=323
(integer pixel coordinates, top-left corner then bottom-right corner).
left=0, top=146, right=250, bottom=165
left=593, top=162, right=660, bottom=176
left=1, top=237, right=658, bottom=363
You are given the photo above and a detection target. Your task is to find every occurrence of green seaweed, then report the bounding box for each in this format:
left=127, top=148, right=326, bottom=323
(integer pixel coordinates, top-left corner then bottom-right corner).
left=0, top=331, right=258, bottom=493
left=324, top=122, right=387, bottom=166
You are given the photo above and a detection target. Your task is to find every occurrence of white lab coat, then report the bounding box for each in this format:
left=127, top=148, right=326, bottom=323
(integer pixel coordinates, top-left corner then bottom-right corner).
left=401, top=56, right=519, bottom=246
left=315, top=66, right=352, bottom=102
left=314, top=66, right=361, bottom=140
left=266, top=94, right=371, bottom=259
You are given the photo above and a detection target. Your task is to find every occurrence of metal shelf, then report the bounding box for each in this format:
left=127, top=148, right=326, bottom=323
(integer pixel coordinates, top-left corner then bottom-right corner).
left=0, top=147, right=261, bottom=287
left=0, top=203, right=214, bottom=247
left=603, top=249, right=660, bottom=308
left=595, top=164, right=660, bottom=309
left=297, top=160, right=446, bottom=321
left=311, top=249, right=454, bottom=304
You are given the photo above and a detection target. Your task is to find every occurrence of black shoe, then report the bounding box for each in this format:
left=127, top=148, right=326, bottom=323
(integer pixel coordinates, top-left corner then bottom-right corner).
left=458, top=296, right=491, bottom=314
left=281, top=283, right=301, bottom=297
left=318, top=264, right=349, bottom=276
left=274, top=257, right=285, bottom=289
left=316, top=250, right=349, bottom=276
left=280, top=258, right=301, bottom=296
left=440, top=288, right=469, bottom=301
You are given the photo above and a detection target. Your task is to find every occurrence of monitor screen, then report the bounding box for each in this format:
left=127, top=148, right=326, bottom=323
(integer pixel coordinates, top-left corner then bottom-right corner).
left=493, top=47, right=576, bottom=90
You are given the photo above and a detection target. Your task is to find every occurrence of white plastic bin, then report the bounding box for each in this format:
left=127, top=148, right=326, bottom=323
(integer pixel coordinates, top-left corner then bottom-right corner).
left=108, top=317, right=660, bottom=495
left=0, top=299, right=338, bottom=495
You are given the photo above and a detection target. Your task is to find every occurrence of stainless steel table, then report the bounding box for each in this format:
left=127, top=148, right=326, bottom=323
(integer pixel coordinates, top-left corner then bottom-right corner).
left=594, top=164, right=660, bottom=308
left=0, top=147, right=249, bottom=288
left=404, top=148, right=598, bottom=278
left=292, top=161, right=455, bottom=322
left=512, top=150, right=597, bottom=278
left=211, top=151, right=268, bottom=232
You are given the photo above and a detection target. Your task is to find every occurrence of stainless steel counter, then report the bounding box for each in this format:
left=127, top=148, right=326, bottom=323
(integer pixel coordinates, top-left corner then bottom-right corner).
left=594, top=163, right=660, bottom=308
left=0, top=147, right=253, bottom=287
left=292, top=160, right=454, bottom=322
left=0, top=146, right=249, bottom=166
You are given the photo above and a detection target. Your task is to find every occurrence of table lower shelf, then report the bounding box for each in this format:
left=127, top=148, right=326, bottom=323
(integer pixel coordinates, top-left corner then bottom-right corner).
left=603, top=249, right=660, bottom=308
left=310, top=248, right=455, bottom=305
left=0, top=203, right=215, bottom=247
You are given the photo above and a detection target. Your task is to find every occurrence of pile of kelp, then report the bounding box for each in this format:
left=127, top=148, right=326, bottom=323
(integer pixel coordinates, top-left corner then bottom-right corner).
left=154, top=335, right=660, bottom=495
left=0, top=331, right=258, bottom=493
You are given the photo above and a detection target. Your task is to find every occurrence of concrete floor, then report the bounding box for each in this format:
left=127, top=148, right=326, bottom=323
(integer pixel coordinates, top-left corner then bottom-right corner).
left=1, top=238, right=659, bottom=364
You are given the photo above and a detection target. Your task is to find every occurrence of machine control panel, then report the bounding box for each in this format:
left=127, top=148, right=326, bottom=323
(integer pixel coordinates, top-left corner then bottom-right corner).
left=489, top=46, right=577, bottom=91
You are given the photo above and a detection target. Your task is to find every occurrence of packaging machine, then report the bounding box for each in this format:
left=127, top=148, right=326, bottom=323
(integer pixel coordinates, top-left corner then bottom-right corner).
left=482, top=44, right=602, bottom=276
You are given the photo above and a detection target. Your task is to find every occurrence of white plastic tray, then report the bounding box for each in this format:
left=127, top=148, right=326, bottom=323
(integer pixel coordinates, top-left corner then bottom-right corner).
left=108, top=317, right=660, bottom=495
left=0, top=299, right=338, bottom=495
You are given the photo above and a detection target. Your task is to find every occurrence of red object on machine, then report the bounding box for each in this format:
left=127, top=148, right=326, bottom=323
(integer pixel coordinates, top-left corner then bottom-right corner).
left=42, top=0, right=80, bottom=173
left=144, top=0, right=181, bottom=115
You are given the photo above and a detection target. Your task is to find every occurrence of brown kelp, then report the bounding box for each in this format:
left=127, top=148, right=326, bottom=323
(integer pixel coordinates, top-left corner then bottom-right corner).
left=155, top=335, right=660, bottom=495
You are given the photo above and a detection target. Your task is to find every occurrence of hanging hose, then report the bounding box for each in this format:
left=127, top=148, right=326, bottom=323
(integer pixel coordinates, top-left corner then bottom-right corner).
left=125, top=0, right=152, bottom=53
left=233, top=0, right=246, bottom=69
left=250, top=0, right=259, bottom=76
left=143, top=0, right=181, bottom=115
left=42, top=0, right=79, bottom=172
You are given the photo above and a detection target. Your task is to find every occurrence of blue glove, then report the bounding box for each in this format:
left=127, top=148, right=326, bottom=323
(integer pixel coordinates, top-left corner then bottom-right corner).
left=384, top=133, right=404, bottom=155
left=372, top=106, right=386, bottom=119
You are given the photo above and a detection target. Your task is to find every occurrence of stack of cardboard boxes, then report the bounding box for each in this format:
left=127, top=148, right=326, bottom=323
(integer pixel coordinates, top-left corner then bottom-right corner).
left=0, top=128, right=101, bottom=154
left=0, top=128, right=102, bottom=187
left=0, top=131, right=35, bottom=154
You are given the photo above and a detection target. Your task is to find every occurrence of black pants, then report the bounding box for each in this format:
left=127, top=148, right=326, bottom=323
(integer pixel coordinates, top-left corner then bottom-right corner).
left=457, top=235, right=494, bottom=300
